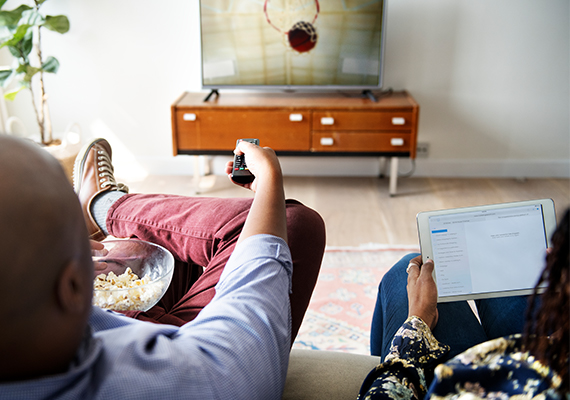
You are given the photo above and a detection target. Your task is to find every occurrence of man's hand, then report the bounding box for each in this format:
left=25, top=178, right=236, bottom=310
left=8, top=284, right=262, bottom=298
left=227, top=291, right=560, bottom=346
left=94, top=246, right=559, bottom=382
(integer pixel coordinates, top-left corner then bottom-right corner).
left=90, top=240, right=107, bottom=257
left=406, top=255, right=439, bottom=330
left=225, top=140, right=282, bottom=192
left=225, top=141, right=287, bottom=244
left=91, top=240, right=109, bottom=277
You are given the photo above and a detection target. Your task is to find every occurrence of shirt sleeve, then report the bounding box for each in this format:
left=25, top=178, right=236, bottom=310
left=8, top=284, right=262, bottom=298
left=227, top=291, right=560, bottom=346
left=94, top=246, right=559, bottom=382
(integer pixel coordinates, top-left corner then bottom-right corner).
left=357, top=316, right=450, bottom=400
left=164, top=234, right=293, bottom=399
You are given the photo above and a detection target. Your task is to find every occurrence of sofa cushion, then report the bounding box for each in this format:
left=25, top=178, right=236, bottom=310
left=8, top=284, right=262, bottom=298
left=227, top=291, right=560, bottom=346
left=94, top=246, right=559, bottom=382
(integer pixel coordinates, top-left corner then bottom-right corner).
left=283, top=349, right=380, bottom=400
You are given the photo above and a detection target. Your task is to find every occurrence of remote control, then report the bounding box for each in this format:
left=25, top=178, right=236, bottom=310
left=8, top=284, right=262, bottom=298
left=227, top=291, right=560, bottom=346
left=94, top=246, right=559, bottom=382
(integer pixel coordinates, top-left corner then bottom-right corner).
left=231, top=138, right=259, bottom=184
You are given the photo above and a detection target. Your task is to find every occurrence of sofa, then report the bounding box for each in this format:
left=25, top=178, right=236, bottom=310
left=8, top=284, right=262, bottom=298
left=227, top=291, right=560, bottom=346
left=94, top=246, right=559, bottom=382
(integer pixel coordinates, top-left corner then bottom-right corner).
left=282, top=349, right=380, bottom=400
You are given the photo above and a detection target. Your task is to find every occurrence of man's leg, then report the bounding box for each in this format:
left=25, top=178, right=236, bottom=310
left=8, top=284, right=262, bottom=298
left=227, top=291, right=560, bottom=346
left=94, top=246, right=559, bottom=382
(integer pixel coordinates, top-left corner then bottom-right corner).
left=105, top=194, right=325, bottom=340
left=370, top=253, right=488, bottom=360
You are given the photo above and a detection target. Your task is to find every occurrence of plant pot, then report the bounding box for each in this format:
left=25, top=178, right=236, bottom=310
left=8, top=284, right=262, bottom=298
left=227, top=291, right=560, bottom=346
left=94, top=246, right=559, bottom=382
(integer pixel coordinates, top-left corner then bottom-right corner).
left=41, top=123, right=82, bottom=184
left=5, top=116, right=83, bottom=184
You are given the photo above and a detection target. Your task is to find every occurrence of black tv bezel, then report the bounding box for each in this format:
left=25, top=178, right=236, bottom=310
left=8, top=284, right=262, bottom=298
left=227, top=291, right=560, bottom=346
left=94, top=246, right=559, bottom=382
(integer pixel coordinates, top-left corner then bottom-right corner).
left=199, top=0, right=388, bottom=93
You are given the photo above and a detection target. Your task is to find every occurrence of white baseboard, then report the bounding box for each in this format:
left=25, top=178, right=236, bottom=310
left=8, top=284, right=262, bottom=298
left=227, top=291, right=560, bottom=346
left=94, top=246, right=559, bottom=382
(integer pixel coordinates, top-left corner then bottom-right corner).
left=121, top=155, right=570, bottom=179
left=413, top=159, right=570, bottom=178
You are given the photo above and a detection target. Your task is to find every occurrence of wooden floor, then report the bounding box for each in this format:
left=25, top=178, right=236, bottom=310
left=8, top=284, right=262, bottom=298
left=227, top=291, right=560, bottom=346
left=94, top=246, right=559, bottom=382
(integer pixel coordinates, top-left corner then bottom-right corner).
left=124, top=175, right=570, bottom=247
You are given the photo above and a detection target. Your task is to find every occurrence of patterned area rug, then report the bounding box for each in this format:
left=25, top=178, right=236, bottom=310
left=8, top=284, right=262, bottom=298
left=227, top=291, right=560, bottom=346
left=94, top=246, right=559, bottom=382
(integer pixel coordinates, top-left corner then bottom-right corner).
left=293, top=245, right=419, bottom=355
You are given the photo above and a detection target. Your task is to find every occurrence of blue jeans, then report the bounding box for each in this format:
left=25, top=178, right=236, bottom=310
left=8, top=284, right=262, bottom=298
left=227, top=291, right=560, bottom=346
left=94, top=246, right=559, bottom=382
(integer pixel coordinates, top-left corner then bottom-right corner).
left=370, top=253, right=530, bottom=361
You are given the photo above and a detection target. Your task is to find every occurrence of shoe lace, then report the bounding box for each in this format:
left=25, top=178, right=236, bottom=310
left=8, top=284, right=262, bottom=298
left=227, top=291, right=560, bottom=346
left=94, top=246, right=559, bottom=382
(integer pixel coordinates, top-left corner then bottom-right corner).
left=97, top=149, right=129, bottom=192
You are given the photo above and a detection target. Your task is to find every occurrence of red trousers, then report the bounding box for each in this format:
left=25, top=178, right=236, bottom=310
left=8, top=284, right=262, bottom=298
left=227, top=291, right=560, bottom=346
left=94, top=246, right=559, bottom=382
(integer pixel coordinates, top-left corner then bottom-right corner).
left=106, top=194, right=326, bottom=340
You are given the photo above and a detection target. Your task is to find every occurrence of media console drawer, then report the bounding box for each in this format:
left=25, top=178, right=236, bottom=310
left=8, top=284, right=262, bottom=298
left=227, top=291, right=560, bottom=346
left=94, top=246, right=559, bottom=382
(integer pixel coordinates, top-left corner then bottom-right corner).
left=311, top=132, right=412, bottom=153
left=174, top=110, right=311, bottom=151
left=312, top=111, right=414, bottom=131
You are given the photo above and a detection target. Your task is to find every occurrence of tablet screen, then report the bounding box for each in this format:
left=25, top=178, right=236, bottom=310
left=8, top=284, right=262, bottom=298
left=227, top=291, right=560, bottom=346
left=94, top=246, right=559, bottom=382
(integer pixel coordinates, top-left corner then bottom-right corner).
left=427, top=203, right=549, bottom=300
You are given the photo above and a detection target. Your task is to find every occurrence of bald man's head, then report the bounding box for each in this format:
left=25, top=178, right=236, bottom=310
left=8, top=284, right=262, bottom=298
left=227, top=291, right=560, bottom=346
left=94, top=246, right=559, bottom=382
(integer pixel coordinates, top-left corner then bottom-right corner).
left=0, top=134, right=94, bottom=380
left=0, top=135, right=92, bottom=310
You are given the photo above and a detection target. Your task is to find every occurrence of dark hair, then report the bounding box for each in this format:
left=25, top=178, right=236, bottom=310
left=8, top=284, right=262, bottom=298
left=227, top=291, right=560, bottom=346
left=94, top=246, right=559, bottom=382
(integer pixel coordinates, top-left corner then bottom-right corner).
left=524, top=208, right=569, bottom=392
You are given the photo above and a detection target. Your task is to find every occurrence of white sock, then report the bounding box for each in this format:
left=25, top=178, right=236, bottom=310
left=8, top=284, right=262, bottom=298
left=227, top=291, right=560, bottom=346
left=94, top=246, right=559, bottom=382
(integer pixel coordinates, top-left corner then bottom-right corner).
left=90, top=191, right=127, bottom=235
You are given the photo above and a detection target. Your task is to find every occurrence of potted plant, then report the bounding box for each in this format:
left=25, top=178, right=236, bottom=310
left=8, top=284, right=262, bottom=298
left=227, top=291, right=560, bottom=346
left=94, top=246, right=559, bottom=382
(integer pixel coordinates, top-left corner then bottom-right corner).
left=0, top=0, right=69, bottom=146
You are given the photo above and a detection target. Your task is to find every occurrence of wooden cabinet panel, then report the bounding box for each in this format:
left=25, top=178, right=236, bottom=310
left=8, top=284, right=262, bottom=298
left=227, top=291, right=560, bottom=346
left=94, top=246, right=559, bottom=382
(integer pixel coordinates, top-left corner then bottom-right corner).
left=312, top=111, right=414, bottom=131
left=174, top=110, right=310, bottom=151
left=311, top=132, right=412, bottom=153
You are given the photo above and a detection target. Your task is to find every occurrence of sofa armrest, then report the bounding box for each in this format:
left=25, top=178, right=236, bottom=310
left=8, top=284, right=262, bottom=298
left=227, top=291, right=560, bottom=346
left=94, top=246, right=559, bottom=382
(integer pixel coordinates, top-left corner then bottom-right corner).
left=283, top=349, right=380, bottom=400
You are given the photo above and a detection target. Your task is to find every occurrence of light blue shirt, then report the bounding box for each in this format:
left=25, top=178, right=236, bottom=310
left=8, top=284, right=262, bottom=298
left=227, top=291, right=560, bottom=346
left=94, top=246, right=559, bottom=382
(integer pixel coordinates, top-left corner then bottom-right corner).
left=1, top=234, right=293, bottom=399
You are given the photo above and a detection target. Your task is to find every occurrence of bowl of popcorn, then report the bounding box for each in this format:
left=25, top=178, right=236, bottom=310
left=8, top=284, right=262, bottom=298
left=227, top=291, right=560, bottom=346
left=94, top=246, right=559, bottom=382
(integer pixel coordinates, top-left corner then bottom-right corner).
left=92, top=239, right=175, bottom=312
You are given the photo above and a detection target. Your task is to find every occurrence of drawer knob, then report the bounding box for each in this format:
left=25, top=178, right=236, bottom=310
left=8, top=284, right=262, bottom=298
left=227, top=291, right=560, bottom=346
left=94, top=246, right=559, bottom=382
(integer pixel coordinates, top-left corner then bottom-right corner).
left=391, top=117, right=405, bottom=125
left=183, top=113, right=197, bottom=121
left=320, top=117, right=334, bottom=125
left=391, top=138, right=405, bottom=146
left=320, top=137, right=334, bottom=146
left=289, top=113, right=303, bottom=122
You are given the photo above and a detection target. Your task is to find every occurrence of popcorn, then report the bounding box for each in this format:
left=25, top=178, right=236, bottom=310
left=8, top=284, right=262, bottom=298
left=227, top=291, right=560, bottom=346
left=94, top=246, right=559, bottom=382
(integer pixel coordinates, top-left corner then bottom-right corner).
left=93, top=267, right=164, bottom=311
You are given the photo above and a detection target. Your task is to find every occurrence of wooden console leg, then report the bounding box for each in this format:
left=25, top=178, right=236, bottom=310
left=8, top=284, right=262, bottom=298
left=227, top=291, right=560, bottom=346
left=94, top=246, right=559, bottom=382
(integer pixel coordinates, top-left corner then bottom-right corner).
left=389, top=157, right=399, bottom=196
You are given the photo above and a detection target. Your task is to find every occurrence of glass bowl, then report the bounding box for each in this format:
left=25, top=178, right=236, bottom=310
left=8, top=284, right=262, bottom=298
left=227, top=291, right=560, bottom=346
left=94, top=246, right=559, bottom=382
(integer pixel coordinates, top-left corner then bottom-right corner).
left=92, top=239, right=175, bottom=312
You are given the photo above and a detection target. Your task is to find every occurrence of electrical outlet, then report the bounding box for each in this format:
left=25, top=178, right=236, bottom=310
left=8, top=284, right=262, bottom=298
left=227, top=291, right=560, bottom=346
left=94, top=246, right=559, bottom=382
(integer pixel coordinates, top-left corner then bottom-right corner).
left=416, top=142, right=429, bottom=158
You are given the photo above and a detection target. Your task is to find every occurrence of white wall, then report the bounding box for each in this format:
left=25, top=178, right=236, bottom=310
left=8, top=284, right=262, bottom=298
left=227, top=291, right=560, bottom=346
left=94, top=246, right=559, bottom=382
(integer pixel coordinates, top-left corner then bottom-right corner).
left=387, top=0, right=570, bottom=178
left=1, top=0, right=568, bottom=180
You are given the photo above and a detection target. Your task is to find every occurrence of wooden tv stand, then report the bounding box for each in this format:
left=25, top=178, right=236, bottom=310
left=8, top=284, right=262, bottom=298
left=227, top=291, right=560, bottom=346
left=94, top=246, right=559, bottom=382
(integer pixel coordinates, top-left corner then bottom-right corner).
left=171, top=91, right=419, bottom=195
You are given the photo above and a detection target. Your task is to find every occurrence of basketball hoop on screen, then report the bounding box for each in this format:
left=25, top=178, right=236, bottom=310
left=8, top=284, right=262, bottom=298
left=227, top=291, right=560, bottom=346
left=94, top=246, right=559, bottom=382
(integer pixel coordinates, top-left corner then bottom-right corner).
left=264, top=0, right=320, bottom=53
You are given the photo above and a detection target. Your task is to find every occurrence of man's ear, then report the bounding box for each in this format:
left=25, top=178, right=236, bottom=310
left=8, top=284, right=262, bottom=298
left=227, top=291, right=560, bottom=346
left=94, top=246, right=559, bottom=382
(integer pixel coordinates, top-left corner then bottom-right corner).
left=56, top=259, right=91, bottom=314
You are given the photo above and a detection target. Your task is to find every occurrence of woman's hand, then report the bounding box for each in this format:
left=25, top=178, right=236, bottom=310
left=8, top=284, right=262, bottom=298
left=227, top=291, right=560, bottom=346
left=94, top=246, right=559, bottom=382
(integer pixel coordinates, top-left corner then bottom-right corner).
left=406, top=255, right=439, bottom=330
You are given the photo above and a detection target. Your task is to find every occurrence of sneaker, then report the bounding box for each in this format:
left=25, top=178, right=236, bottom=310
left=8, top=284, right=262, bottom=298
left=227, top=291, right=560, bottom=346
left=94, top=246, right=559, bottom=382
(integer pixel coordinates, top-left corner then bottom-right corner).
left=73, top=138, right=128, bottom=241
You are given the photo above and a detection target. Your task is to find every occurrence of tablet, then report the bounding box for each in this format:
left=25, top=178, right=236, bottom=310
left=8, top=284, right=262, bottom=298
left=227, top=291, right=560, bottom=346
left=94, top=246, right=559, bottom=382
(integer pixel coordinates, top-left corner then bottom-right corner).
left=416, top=199, right=557, bottom=302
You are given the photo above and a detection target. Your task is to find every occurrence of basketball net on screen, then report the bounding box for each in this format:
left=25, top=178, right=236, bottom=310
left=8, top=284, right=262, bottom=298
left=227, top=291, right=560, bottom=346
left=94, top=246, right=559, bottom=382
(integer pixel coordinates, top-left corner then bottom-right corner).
left=264, top=0, right=320, bottom=53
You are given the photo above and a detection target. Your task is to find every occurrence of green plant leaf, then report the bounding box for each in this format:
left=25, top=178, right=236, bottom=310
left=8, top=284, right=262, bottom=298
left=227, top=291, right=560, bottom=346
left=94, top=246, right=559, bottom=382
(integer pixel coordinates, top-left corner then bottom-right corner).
left=0, top=0, right=9, bottom=10
left=0, top=5, right=33, bottom=27
left=15, top=63, right=28, bottom=73
left=19, top=32, right=33, bottom=56
left=4, top=26, right=33, bottom=59
left=4, top=86, right=24, bottom=101
left=22, top=65, right=41, bottom=82
left=13, top=63, right=40, bottom=83
left=0, top=67, right=13, bottom=86
left=7, top=45, right=20, bottom=57
left=19, top=10, right=44, bottom=27
left=1, top=24, right=31, bottom=48
left=42, top=56, right=59, bottom=73
left=44, top=15, right=69, bottom=34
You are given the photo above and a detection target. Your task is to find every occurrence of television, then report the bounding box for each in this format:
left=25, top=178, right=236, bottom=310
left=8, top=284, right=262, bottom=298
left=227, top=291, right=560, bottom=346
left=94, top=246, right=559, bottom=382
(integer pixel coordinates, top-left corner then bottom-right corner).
left=199, top=0, right=388, bottom=98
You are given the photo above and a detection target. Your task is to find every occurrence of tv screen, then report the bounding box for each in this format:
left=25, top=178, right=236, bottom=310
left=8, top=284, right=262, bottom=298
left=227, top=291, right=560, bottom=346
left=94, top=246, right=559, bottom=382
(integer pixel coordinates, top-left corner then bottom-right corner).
left=199, top=0, right=387, bottom=91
